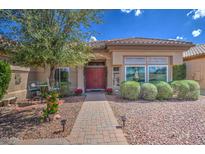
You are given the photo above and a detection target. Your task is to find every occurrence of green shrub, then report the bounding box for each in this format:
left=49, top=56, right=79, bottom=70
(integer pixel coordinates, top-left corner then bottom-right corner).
left=59, top=81, right=71, bottom=97
left=186, top=80, right=200, bottom=100
left=0, top=61, right=11, bottom=100
left=140, top=83, right=158, bottom=101
left=173, top=64, right=186, bottom=80
left=171, top=80, right=200, bottom=100
left=171, top=80, right=189, bottom=100
left=154, top=81, right=173, bottom=100
left=120, top=81, right=140, bottom=100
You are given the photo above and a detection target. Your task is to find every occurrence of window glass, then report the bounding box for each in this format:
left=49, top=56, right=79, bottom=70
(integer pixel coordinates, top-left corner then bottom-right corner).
left=54, top=67, right=70, bottom=83
left=126, top=66, right=145, bottom=82
left=148, top=66, right=167, bottom=82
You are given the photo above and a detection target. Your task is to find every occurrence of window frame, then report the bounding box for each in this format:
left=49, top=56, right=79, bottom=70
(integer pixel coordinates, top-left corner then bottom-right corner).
left=147, top=65, right=168, bottom=82
left=125, top=65, right=147, bottom=82
left=112, top=66, right=120, bottom=87
left=54, top=67, right=70, bottom=83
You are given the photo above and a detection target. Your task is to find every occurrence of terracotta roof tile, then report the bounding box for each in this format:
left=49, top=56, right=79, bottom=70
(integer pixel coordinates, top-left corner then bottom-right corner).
left=89, top=37, right=194, bottom=49
left=183, top=44, right=205, bottom=59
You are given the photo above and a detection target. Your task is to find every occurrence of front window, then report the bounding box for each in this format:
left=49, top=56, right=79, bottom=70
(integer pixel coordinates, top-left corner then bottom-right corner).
left=125, top=66, right=146, bottom=82
left=148, top=65, right=168, bottom=82
left=124, top=57, right=169, bottom=82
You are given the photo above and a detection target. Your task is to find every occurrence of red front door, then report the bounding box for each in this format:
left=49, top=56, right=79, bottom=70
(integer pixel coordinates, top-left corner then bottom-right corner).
left=85, top=67, right=106, bottom=90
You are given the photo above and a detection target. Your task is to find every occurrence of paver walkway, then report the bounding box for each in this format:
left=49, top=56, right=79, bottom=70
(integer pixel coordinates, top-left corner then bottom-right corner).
left=67, top=92, right=128, bottom=144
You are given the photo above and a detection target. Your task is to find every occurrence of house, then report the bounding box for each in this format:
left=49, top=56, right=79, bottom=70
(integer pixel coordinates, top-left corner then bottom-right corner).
left=0, top=37, right=194, bottom=99
left=183, top=44, right=205, bottom=94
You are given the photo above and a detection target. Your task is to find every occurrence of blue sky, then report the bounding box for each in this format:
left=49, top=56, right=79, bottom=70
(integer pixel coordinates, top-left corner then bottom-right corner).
left=89, top=9, right=205, bottom=44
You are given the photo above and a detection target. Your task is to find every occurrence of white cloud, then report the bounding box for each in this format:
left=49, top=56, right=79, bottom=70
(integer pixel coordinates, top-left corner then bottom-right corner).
left=187, top=9, right=205, bottom=19
left=89, top=36, right=97, bottom=42
left=192, top=29, right=202, bottom=37
left=187, top=10, right=194, bottom=16
left=121, top=9, right=142, bottom=16
left=135, top=9, right=142, bottom=16
left=121, top=9, right=133, bottom=13
left=176, top=36, right=184, bottom=40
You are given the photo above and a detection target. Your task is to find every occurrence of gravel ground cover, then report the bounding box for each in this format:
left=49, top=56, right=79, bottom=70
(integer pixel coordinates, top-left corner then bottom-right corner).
left=107, top=95, right=205, bottom=145
left=0, top=96, right=85, bottom=140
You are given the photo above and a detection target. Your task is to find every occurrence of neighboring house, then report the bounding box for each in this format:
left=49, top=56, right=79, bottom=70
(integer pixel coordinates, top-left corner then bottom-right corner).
left=183, top=44, right=205, bottom=94
left=1, top=37, right=194, bottom=99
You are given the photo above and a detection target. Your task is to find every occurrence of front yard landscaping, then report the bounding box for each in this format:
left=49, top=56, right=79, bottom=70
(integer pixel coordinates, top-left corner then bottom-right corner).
left=0, top=96, right=85, bottom=140
left=108, top=95, right=205, bottom=144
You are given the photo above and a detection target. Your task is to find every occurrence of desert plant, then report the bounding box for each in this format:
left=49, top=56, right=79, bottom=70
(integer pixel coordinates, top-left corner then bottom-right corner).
left=120, top=81, right=140, bottom=100
left=141, top=83, right=158, bottom=101
left=42, top=91, right=60, bottom=120
left=173, top=63, right=186, bottom=80
left=0, top=61, right=11, bottom=100
left=154, top=81, right=173, bottom=100
left=171, top=80, right=200, bottom=100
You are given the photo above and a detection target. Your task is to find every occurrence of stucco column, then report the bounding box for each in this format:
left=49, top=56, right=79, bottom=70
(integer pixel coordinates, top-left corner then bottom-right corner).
left=173, top=53, right=183, bottom=65
left=106, top=59, right=112, bottom=88
left=77, top=66, right=85, bottom=92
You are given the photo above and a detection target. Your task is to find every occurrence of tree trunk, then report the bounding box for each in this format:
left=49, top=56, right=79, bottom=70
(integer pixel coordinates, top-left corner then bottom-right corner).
left=49, top=66, right=55, bottom=87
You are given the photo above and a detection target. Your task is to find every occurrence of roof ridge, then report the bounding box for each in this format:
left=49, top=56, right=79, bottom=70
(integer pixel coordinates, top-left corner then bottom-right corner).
left=89, top=37, right=193, bottom=44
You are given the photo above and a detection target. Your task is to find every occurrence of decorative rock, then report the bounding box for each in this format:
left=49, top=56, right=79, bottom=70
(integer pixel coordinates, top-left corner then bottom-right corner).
left=54, top=114, right=61, bottom=120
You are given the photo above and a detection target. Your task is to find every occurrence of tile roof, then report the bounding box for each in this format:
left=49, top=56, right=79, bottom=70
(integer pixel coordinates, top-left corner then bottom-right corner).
left=183, top=44, right=205, bottom=59
left=89, top=37, right=194, bottom=49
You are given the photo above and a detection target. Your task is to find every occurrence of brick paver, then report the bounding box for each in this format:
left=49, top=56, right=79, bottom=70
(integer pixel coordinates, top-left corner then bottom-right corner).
left=67, top=93, right=128, bottom=144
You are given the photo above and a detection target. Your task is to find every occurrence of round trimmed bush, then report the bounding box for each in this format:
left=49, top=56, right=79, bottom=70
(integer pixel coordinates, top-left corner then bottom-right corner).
left=120, top=81, right=140, bottom=100
left=171, top=80, right=189, bottom=100
left=0, top=61, right=11, bottom=100
left=185, top=80, right=200, bottom=100
left=171, top=80, right=188, bottom=99
left=154, top=81, right=173, bottom=100
left=171, top=80, right=200, bottom=100
left=140, top=83, right=158, bottom=101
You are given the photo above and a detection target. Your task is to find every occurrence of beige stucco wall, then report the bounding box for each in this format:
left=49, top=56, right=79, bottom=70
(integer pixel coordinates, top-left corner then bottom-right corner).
left=4, top=64, right=78, bottom=100
left=4, top=65, right=30, bottom=100
left=185, top=57, right=205, bottom=90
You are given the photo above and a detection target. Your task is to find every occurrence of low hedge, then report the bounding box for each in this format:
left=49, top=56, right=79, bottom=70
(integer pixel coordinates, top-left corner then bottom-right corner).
left=171, top=80, right=200, bottom=100
left=140, top=83, right=158, bottom=101
left=120, top=81, right=140, bottom=100
left=120, top=80, right=199, bottom=101
left=154, top=81, right=173, bottom=100
left=0, top=61, right=11, bottom=100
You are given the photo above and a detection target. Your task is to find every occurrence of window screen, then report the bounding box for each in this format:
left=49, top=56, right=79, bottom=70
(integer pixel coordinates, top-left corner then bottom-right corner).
left=147, top=57, right=168, bottom=65
left=124, top=57, right=146, bottom=65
